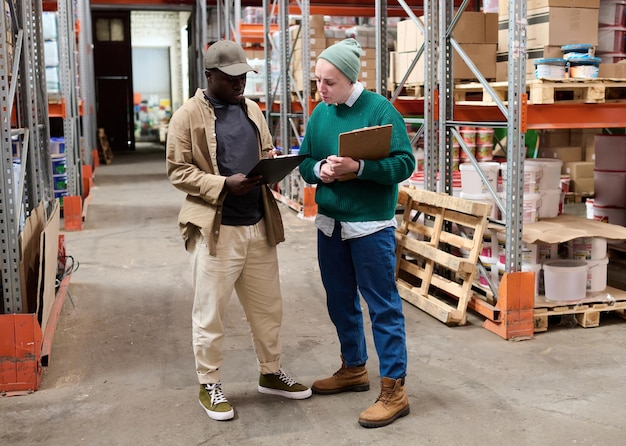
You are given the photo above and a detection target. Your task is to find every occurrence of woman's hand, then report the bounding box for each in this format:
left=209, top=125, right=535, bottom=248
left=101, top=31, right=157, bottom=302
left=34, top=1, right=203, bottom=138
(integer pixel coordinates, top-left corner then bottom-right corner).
left=321, top=155, right=360, bottom=182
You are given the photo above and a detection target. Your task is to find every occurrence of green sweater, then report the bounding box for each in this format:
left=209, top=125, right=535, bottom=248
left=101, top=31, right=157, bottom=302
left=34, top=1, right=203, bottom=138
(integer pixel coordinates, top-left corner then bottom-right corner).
left=299, top=90, right=415, bottom=222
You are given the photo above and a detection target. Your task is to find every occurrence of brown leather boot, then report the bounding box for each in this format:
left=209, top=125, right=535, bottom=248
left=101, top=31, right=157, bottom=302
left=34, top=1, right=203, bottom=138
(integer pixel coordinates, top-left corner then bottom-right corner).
left=311, top=359, right=370, bottom=395
left=358, top=377, right=410, bottom=428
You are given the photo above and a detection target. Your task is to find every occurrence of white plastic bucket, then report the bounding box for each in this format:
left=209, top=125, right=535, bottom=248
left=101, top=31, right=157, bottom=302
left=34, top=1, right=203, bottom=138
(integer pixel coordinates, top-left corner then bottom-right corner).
left=537, top=242, right=559, bottom=262
left=500, top=162, right=542, bottom=193
left=523, top=193, right=542, bottom=223
left=543, top=259, right=588, bottom=301
left=526, top=158, right=563, bottom=190
left=568, top=237, right=608, bottom=260
left=586, top=257, right=609, bottom=292
left=459, top=162, right=500, bottom=195
left=585, top=198, right=595, bottom=219
left=538, top=188, right=562, bottom=219
left=593, top=204, right=626, bottom=226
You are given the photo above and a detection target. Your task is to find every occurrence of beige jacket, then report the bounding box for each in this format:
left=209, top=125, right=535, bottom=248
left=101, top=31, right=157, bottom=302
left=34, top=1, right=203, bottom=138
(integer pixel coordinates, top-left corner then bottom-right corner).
left=166, top=88, right=285, bottom=255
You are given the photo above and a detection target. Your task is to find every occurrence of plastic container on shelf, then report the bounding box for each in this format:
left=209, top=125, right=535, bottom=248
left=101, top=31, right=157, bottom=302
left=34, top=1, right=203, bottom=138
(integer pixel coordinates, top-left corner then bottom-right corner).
left=460, top=126, right=477, bottom=145
left=533, top=58, right=567, bottom=79
left=561, top=44, right=595, bottom=57
left=597, top=26, right=626, bottom=53
left=500, top=162, right=542, bottom=193
left=593, top=170, right=626, bottom=207
left=525, top=158, right=563, bottom=190
left=597, top=52, right=626, bottom=63
left=586, top=257, right=609, bottom=292
left=51, top=155, right=66, bottom=174
left=475, top=127, right=494, bottom=145
left=459, top=162, right=500, bottom=195
left=567, top=237, right=608, bottom=260
left=542, top=259, right=588, bottom=302
left=538, top=188, right=561, bottom=219
left=475, top=143, right=493, bottom=161
left=568, top=57, right=601, bottom=78
left=593, top=204, right=626, bottom=226
left=594, top=135, right=626, bottom=171
left=599, top=0, right=626, bottom=26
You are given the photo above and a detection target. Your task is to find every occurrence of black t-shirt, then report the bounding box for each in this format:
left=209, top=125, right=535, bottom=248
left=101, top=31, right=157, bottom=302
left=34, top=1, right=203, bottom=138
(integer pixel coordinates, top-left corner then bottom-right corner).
left=208, top=96, right=263, bottom=226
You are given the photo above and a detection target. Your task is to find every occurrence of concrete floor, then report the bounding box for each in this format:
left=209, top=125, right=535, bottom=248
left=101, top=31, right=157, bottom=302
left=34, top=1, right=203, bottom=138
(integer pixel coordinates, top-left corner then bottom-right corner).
left=2, top=145, right=626, bottom=446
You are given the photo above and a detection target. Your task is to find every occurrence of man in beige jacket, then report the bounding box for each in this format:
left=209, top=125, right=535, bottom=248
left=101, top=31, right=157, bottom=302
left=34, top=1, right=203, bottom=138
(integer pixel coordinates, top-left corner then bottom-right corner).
left=166, top=40, right=311, bottom=422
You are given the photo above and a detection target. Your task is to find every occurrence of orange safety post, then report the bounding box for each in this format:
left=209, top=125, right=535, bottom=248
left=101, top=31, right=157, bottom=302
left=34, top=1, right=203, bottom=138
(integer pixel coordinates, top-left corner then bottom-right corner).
left=82, top=165, right=93, bottom=198
left=482, top=271, right=535, bottom=340
left=302, top=185, right=317, bottom=218
left=0, top=314, right=43, bottom=393
left=63, top=195, right=83, bottom=231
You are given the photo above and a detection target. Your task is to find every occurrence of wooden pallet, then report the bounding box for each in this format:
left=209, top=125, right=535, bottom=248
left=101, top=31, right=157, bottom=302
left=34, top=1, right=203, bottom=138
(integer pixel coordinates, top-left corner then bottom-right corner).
left=97, top=128, right=114, bottom=165
left=533, top=287, right=626, bottom=332
left=395, top=187, right=493, bottom=326
left=454, top=78, right=626, bottom=105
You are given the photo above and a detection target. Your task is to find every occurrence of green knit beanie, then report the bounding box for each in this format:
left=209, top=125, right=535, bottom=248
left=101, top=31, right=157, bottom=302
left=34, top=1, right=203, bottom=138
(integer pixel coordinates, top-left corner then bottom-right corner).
left=318, top=38, right=362, bottom=82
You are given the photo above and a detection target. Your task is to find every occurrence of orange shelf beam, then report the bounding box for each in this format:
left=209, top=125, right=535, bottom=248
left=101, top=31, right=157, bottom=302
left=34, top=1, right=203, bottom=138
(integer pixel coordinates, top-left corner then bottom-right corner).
left=390, top=97, right=626, bottom=130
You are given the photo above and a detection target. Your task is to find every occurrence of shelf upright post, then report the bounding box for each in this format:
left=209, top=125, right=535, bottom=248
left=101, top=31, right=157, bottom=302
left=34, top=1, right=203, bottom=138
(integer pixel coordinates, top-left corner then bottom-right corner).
left=0, top=0, right=23, bottom=314
left=423, top=0, right=439, bottom=193
left=374, top=0, right=388, bottom=97
left=438, top=0, right=456, bottom=196
left=77, top=0, right=95, bottom=166
left=19, top=0, right=53, bottom=215
left=503, top=0, right=527, bottom=273
left=57, top=0, right=81, bottom=199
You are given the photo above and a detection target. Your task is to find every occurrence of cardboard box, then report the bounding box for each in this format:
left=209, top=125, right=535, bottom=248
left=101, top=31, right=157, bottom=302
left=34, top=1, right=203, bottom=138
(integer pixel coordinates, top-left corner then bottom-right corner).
left=570, top=128, right=603, bottom=161
left=396, top=12, right=497, bottom=53
left=539, top=129, right=571, bottom=148
left=539, top=146, right=584, bottom=168
left=394, top=43, right=496, bottom=83
left=499, top=8, right=599, bottom=50
left=570, top=177, right=594, bottom=194
left=564, top=161, right=595, bottom=179
left=499, top=0, right=600, bottom=17
left=599, top=61, right=626, bottom=78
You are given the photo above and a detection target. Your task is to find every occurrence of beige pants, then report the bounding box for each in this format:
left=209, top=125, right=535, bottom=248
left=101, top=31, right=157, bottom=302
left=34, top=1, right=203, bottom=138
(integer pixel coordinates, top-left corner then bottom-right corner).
left=187, top=220, right=282, bottom=384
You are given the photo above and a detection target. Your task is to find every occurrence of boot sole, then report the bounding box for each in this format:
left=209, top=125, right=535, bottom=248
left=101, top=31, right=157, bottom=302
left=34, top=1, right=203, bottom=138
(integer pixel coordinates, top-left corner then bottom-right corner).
left=311, top=382, right=370, bottom=395
left=358, top=405, right=410, bottom=428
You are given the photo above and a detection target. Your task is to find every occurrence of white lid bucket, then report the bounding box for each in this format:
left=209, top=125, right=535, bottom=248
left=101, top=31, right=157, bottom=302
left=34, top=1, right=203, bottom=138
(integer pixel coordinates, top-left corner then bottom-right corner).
left=586, top=257, right=609, bottom=292
left=526, top=158, right=563, bottom=190
left=543, top=259, right=588, bottom=302
left=459, top=162, right=500, bottom=195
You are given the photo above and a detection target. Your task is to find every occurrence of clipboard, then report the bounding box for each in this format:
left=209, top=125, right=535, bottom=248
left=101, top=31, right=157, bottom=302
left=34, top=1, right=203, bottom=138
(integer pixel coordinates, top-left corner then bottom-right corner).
left=338, top=124, right=392, bottom=180
left=338, top=124, right=393, bottom=160
left=246, top=154, right=306, bottom=184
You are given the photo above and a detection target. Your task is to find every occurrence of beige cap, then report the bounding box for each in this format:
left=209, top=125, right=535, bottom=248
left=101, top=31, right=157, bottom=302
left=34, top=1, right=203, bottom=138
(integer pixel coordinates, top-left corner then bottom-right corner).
left=203, top=40, right=256, bottom=76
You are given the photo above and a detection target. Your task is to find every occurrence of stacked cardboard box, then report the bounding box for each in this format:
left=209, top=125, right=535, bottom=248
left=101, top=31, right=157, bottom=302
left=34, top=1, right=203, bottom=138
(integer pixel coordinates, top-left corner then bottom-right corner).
left=497, top=0, right=600, bottom=81
left=392, top=11, right=498, bottom=86
left=291, top=15, right=326, bottom=92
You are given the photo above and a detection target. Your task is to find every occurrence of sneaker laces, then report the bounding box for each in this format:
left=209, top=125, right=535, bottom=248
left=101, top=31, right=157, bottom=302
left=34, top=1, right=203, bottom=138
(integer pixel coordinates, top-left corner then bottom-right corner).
left=205, top=382, right=228, bottom=405
left=274, top=368, right=297, bottom=387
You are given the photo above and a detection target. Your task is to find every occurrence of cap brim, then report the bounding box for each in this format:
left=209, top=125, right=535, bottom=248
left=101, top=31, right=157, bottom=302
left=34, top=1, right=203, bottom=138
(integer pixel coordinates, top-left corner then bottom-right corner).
left=217, top=63, right=257, bottom=76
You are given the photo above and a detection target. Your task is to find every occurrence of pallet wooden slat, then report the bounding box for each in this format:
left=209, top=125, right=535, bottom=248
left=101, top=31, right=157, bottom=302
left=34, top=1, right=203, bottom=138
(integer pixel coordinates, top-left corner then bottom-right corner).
left=396, top=187, right=493, bottom=326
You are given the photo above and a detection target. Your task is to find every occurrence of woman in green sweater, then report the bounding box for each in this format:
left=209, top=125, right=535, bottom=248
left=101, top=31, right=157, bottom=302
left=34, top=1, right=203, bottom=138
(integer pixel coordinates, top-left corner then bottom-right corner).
left=298, top=38, right=415, bottom=429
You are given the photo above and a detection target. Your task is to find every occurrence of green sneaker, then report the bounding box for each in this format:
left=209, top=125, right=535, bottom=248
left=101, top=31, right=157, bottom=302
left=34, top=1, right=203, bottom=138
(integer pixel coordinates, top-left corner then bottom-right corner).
left=199, top=382, right=234, bottom=421
left=258, top=368, right=312, bottom=400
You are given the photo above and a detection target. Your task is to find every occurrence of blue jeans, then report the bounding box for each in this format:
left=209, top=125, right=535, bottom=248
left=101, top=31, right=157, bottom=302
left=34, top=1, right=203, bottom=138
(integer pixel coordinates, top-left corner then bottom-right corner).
left=317, top=224, right=407, bottom=380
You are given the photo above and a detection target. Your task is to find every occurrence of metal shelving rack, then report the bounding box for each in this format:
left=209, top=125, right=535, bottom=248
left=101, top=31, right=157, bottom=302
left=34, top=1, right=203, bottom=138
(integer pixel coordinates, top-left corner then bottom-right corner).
left=1, top=0, right=53, bottom=314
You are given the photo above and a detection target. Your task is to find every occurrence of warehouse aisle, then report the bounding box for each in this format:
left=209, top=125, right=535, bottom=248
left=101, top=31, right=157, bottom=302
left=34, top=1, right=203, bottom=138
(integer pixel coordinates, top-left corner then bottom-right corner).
left=1, top=145, right=626, bottom=445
